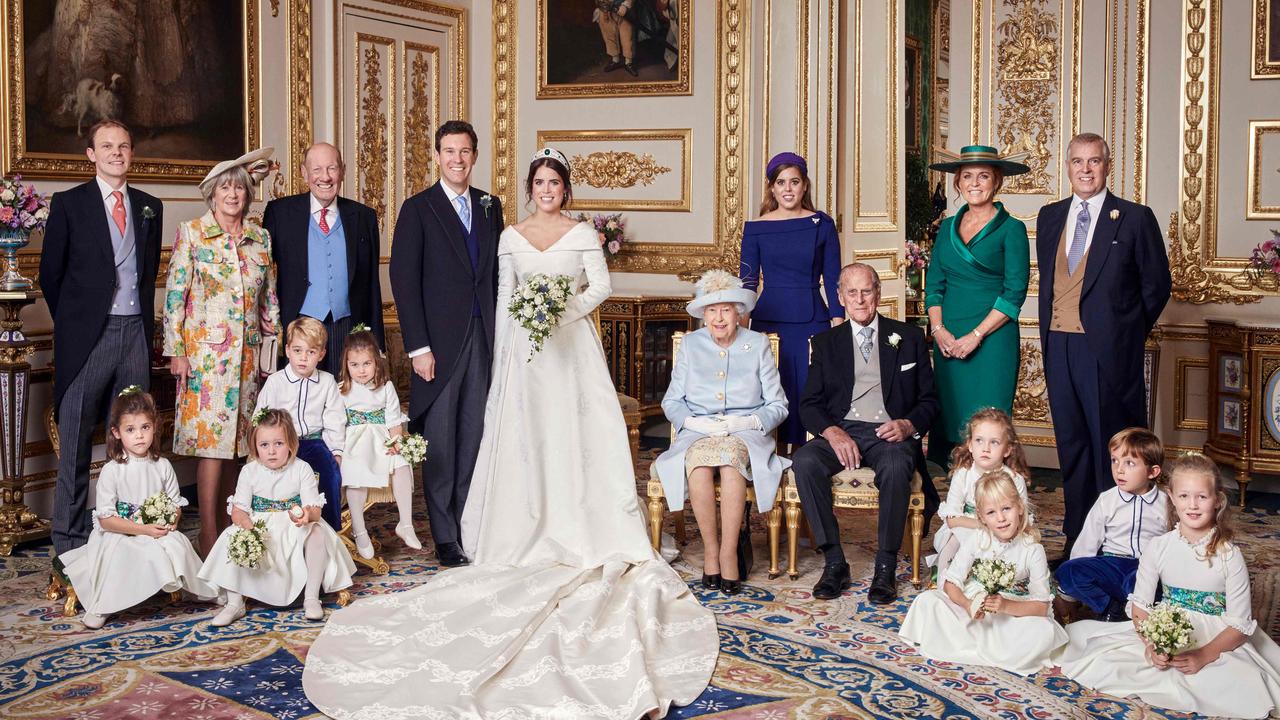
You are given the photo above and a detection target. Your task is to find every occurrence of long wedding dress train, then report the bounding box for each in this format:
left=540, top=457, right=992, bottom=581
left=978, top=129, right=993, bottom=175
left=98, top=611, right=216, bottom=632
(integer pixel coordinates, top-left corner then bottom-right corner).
left=302, top=223, right=718, bottom=719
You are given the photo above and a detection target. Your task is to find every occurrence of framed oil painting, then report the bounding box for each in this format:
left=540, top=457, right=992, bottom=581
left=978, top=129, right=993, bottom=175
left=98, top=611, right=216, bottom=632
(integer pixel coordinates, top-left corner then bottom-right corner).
left=2, top=0, right=259, bottom=181
left=1256, top=0, right=1280, bottom=78
left=537, top=0, right=691, bottom=99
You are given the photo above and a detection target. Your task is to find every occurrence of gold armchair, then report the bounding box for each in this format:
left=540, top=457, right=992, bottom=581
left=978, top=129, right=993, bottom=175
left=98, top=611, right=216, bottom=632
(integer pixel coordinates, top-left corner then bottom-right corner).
left=645, top=331, right=788, bottom=579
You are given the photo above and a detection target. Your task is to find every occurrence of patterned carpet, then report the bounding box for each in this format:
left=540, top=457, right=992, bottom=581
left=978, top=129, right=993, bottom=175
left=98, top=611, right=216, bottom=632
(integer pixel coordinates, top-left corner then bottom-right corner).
left=3, top=464, right=1279, bottom=719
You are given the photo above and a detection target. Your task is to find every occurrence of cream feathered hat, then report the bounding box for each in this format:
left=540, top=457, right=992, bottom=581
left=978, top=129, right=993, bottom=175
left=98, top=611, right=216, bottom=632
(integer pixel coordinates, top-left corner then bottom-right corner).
left=686, top=269, right=757, bottom=317
left=199, top=146, right=275, bottom=194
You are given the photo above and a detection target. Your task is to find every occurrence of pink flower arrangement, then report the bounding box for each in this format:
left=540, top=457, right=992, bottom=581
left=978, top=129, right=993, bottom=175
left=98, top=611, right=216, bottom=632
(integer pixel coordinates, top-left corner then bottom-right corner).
left=1250, top=229, right=1280, bottom=277
left=0, top=175, right=51, bottom=235
left=904, top=240, right=930, bottom=271
left=577, top=212, right=628, bottom=261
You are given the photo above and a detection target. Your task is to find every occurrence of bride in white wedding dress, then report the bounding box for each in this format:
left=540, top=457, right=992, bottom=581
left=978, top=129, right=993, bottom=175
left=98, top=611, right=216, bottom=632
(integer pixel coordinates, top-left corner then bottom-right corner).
left=302, top=149, right=718, bottom=719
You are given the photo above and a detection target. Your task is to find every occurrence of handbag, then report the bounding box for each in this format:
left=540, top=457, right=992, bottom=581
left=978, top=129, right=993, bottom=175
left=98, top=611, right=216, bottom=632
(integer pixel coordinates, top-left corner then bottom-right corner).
left=736, top=502, right=753, bottom=580
left=257, top=335, right=280, bottom=375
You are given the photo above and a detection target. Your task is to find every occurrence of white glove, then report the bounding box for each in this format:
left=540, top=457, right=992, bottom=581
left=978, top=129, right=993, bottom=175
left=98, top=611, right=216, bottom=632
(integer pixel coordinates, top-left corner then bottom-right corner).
left=720, top=414, right=762, bottom=433
left=683, top=415, right=728, bottom=435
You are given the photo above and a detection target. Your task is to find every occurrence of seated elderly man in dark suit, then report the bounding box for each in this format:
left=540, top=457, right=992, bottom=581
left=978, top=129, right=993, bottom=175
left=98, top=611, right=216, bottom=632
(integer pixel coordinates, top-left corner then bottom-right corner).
left=792, top=262, right=940, bottom=604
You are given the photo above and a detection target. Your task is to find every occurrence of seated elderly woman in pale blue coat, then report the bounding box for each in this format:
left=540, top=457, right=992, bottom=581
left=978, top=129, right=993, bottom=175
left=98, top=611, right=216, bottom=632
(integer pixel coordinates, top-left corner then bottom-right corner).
left=656, top=270, right=790, bottom=596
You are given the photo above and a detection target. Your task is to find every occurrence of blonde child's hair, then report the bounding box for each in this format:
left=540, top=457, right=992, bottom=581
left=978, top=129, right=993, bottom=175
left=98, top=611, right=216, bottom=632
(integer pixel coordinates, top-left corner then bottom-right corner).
left=286, top=316, right=328, bottom=350
left=973, top=469, right=1039, bottom=543
left=1109, top=427, right=1165, bottom=485
left=949, top=407, right=1031, bottom=478
left=1165, top=452, right=1234, bottom=561
left=338, top=329, right=392, bottom=394
left=247, top=408, right=300, bottom=462
left=106, top=389, right=161, bottom=463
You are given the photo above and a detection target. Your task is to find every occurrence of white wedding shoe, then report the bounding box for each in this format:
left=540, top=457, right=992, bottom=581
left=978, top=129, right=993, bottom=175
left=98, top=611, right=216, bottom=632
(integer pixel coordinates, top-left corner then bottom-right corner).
left=304, top=598, right=325, bottom=621
left=395, top=523, right=422, bottom=550
left=353, top=531, right=375, bottom=559
left=82, top=612, right=106, bottom=630
left=211, top=601, right=246, bottom=627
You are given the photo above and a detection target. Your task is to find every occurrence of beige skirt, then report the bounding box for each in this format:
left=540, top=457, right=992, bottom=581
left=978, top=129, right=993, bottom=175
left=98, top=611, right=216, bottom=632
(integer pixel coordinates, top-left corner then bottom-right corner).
left=684, top=435, right=752, bottom=479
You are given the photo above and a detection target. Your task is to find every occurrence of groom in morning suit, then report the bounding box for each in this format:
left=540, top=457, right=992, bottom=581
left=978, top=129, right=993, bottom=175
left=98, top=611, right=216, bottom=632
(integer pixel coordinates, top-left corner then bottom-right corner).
left=39, top=121, right=163, bottom=554
left=791, top=263, right=940, bottom=605
left=262, top=142, right=385, bottom=373
left=389, top=120, right=505, bottom=567
left=1036, top=132, right=1170, bottom=557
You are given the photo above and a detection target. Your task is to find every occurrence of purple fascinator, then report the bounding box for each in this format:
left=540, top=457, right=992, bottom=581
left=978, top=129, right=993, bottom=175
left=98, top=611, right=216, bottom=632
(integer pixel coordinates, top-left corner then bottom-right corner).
left=766, top=152, right=807, bottom=179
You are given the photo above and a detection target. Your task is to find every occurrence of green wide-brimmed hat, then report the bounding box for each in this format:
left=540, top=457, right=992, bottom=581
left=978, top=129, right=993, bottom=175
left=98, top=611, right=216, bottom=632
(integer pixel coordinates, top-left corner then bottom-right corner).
left=929, top=145, right=1030, bottom=176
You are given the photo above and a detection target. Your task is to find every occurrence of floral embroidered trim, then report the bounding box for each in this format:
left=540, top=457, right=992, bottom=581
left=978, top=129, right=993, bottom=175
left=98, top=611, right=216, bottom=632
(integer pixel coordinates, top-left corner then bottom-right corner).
left=251, top=494, right=302, bottom=512
left=1164, top=584, right=1226, bottom=616
left=347, top=408, right=386, bottom=426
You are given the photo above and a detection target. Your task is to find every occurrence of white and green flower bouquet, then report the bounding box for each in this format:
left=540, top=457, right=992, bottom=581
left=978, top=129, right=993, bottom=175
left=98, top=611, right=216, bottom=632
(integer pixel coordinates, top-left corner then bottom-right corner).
left=228, top=520, right=269, bottom=569
left=385, top=433, right=429, bottom=465
left=137, top=492, right=178, bottom=526
left=970, top=557, right=1018, bottom=595
left=1138, top=601, right=1196, bottom=656
left=508, top=273, right=575, bottom=360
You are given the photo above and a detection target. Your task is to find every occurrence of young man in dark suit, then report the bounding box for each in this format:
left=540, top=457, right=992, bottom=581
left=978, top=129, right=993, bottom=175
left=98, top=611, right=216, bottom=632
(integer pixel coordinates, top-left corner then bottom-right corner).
left=262, top=142, right=384, bottom=373
left=791, top=263, right=940, bottom=605
left=39, top=121, right=163, bottom=554
left=389, top=120, right=505, bottom=567
left=1036, top=132, right=1171, bottom=557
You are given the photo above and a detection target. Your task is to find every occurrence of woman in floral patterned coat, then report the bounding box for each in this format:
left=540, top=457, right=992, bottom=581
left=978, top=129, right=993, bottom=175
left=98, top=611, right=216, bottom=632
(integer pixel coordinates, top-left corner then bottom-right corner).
left=164, top=147, right=279, bottom=555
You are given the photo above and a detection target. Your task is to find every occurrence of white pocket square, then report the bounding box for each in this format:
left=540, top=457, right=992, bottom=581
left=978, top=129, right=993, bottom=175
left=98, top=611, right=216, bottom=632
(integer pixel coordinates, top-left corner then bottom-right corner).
left=900, top=362, right=916, bottom=371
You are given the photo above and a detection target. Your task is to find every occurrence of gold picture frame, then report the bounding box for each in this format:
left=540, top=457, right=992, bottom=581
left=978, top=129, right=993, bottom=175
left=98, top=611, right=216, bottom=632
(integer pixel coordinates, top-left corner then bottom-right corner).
left=0, top=0, right=260, bottom=182
left=537, top=0, right=692, bottom=99
left=1255, top=0, right=1280, bottom=78
left=535, top=128, right=692, bottom=212
left=1248, top=120, right=1280, bottom=219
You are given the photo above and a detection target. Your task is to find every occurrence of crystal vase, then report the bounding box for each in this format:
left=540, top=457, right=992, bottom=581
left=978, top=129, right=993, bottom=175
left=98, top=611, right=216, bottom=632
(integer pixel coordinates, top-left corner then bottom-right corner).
left=0, top=229, right=31, bottom=291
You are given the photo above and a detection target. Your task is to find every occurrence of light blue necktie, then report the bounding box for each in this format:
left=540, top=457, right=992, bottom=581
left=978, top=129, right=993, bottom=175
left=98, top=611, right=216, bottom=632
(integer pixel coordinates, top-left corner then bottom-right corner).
left=858, top=326, right=874, bottom=362
left=455, top=195, right=471, bottom=233
left=1067, top=200, right=1090, bottom=274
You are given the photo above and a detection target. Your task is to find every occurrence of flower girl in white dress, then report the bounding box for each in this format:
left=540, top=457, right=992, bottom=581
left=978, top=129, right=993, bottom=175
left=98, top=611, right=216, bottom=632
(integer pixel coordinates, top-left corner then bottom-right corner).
left=900, top=469, right=1067, bottom=675
left=337, top=327, right=419, bottom=558
left=61, top=388, right=217, bottom=629
left=930, top=408, right=1030, bottom=580
left=200, top=409, right=355, bottom=626
left=1057, top=452, right=1280, bottom=718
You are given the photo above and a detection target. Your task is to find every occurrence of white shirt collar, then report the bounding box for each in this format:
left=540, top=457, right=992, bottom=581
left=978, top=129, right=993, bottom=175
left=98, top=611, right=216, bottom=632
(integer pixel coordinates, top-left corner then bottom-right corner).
left=848, top=314, right=880, bottom=336
left=441, top=182, right=470, bottom=206
left=1118, top=483, right=1161, bottom=505
left=1070, top=188, right=1108, bottom=214
left=309, top=194, right=337, bottom=216
left=96, top=175, right=128, bottom=200
left=283, top=365, right=319, bottom=384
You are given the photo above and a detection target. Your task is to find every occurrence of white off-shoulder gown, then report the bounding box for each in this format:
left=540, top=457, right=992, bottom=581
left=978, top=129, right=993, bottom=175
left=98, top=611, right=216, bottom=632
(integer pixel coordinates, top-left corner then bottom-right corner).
left=303, top=223, right=718, bottom=719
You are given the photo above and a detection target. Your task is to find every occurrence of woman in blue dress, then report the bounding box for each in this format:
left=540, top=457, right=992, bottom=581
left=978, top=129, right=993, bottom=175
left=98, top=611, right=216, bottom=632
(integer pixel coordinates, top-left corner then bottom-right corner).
left=740, top=152, right=844, bottom=447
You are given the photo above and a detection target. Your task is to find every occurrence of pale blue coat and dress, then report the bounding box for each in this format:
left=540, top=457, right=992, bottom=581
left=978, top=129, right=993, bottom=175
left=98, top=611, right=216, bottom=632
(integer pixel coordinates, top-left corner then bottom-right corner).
left=655, top=327, right=791, bottom=512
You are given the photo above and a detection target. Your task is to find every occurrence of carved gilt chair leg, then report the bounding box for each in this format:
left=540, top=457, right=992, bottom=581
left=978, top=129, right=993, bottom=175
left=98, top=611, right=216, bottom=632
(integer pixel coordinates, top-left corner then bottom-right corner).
left=909, top=503, right=924, bottom=588
left=45, top=571, right=65, bottom=601
left=64, top=587, right=79, bottom=617
left=767, top=503, right=781, bottom=579
left=785, top=499, right=801, bottom=580
left=336, top=589, right=352, bottom=607
left=646, top=493, right=664, bottom=552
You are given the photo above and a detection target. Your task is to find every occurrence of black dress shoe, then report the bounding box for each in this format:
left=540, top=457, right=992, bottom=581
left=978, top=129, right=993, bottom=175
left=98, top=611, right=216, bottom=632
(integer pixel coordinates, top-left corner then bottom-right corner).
left=1101, top=598, right=1130, bottom=622
left=868, top=559, right=898, bottom=605
left=720, top=578, right=741, bottom=596
left=701, top=572, right=721, bottom=590
left=603, top=59, right=624, bottom=72
left=624, top=63, right=638, bottom=76
left=812, top=562, right=851, bottom=600
left=436, top=542, right=469, bottom=567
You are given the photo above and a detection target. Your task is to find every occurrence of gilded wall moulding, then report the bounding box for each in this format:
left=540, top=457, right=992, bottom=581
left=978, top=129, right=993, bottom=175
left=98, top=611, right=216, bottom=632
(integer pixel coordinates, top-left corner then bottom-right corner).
left=993, top=0, right=1059, bottom=194
left=1255, top=0, right=1280, bottom=78
left=1174, top=355, right=1210, bottom=431
left=357, top=38, right=391, bottom=223
left=491, top=0, right=517, bottom=214
left=1013, top=339, right=1052, bottom=426
left=570, top=152, right=671, bottom=190
left=404, top=43, right=441, bottom=198
left=1248, top=120, right=1280, bottom=219
left=289, top=0, right=314, bottom=195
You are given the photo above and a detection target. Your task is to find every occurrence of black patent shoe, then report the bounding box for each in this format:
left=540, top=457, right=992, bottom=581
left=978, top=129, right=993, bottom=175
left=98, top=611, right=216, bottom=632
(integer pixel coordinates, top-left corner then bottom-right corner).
left=868, top=559, right=898, bottom=605
left=436, top=542, right=469, bottom=567
left=812, top=562, right=851, bottom=600
left=701, top=572, right=722, bottom=590
left=720, top=578, right=741, bottom=596
left=1101, top=598, right=1130, bottom=622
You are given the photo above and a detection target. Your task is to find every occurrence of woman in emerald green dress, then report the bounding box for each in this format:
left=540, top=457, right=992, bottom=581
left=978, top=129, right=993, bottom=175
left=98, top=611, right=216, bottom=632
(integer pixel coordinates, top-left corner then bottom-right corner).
left=924, top=146, right=1031, bottom=466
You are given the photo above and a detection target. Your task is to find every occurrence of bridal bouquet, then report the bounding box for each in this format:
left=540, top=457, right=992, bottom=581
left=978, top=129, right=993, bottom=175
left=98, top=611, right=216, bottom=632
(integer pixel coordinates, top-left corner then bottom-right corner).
left=1138, top=601, right=1196, bottom=656
left=508, top=273, right=575, bottom=360
left=228, top=520, right=269, bottom=569
left=385, top=433, right=428, bottom=465
left=137, top=492, right=178, bottom=526
left=970, top=558, right=1017, bottom=595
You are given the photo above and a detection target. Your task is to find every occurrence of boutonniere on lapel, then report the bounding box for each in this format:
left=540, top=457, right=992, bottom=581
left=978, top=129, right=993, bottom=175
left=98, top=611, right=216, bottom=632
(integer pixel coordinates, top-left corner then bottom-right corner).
left=479, top=194, right=493, bottom=218
left=1109, top=209, right=1120, bottom=221
left=888, top=332, right=902, bottom=348
left=141, top=206, right=155, bottom=224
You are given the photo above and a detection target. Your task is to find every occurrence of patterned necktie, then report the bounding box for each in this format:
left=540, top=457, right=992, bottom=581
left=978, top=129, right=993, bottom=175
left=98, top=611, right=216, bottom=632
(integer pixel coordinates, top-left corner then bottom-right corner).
left=455, top=195, right=472, bottom=232
left=110, top=191, right=126, bottom=235
left=858, top=326, right=874, bottom=361
left=1067, top=200, right=1090, bottom=274
left=318, top=207, right=330, bottom=234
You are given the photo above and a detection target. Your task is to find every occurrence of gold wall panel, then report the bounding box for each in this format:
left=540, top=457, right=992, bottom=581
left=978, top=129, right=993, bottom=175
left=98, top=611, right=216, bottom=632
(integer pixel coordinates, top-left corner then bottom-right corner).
left=1255, top=0, right=1280, bottom=78
left=289, top=0, right=314, bottom=194
left=1248, top=120, right=1280, bottom=219
left=534, top=129, right=691, bottom=212
left=1175, top=356, right=1210, bottom=431
left=355, top=35, right=393, bottom=224
left=403, top=42, right=442, bottom=198
left=851, top=0, right=900, bottom=232
left=1013, top=338, right=1052, bottom=427
left=492, top=0, right=517, bottom=215
left=992, top=0, right=1061, bottom=194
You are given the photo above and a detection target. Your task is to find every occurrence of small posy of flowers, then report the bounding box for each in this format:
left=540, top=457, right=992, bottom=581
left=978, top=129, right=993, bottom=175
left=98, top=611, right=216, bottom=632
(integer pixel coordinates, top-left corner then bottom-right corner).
left=888, top=332, right=902, bottom=348
left=1249, top=229, right=1280, bottom=278
left=479, top=194, right=493, bottom=217
left=577, top=212, right=628, bottom=261
left=904, top=240, right=930, bottom=271
left=508, top=273, right=575, bottom=360
left=1138, top=601, right=1196, bottom=656
left=137, top=492, right=178, bottom=526
left=970, top=558, right=1017, bottom=595
left=0, top=175, right=51, bottom=234
left=228, top=519, right=269, bottom=569
left=385, top=433, right=428, bottom=465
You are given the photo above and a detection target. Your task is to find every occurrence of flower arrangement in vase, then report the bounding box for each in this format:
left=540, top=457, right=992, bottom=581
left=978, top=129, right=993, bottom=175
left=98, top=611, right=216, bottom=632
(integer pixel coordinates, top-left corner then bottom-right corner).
left=577, top=212, right=628, bottom=262
left=0, top=175, right=51, bottom=290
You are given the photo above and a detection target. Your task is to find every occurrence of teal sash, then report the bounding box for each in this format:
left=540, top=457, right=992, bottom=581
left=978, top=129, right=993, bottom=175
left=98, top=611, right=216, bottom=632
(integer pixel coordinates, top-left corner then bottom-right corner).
left=347, top=408, right=386, bottom=426
left=1165, top=585, right=1226, bottom=616
left=251, top=494, right=302, bottom=513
